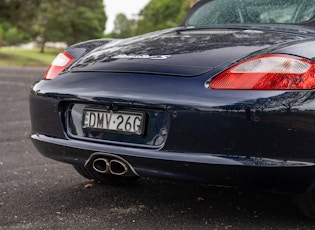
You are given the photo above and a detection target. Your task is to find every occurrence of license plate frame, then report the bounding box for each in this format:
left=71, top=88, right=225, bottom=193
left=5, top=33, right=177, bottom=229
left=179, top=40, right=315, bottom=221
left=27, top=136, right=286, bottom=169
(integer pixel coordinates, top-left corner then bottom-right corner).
left=82, top=109, right=145, bottom=136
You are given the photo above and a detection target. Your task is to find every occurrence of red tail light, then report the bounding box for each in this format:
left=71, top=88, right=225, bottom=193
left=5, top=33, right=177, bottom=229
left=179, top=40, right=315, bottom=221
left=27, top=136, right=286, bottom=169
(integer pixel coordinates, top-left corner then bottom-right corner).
left=209, top=54, right=315, bottom=90
left=44, top=51, right=74, bottom=80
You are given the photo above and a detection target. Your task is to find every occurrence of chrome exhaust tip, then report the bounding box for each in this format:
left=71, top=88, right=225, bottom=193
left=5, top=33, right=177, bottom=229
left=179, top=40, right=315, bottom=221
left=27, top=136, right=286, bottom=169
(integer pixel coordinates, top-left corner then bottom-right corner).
left=92, top=158, right=110, bottom=174
left=109, top=159, right=129, bottom=176
left=87, top=152, right=139, bottom=177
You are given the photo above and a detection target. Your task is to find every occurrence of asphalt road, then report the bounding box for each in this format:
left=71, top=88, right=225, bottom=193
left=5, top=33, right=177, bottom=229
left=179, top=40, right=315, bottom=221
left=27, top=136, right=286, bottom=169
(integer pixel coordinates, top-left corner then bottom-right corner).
left=1, top=67, right=315, bottom=229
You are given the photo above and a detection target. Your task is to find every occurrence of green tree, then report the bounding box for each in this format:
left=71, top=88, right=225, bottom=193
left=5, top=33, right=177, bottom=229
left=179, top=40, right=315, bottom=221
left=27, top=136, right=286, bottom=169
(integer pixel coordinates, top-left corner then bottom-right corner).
left=0, top=0, right=41, bottom=31
left=178, top=0, right=191, bottom=22
left=70, top=4, right=107, bottom=44
left=0, top=24, right=4, bottom=47
left=0, top=0, right=41, bottom=47
left=135, top=0, right=190, bottom=35
left=5, top=27, right=29, bottom=46
left=0, top=21, right=30, bottom=47
left=0, top=0, right=23, bottom=22
left=33, top=0, right=106, bottom=52
left=111, top=13, right=136, bottom=38
left=0, top=0, right=106, bottom=51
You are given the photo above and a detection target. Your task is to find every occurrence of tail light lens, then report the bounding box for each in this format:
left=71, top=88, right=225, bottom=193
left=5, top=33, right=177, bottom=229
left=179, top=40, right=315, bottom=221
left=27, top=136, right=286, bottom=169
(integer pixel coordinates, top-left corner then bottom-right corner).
left=44, top=51, right=74, bottom=80
left=209, top=54, right=315, bottom=90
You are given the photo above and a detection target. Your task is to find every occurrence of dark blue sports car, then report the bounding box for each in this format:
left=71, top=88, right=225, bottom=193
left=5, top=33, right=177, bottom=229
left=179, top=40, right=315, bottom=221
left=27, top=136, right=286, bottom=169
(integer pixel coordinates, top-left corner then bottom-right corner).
left=30, top=0, right=315, bottom=219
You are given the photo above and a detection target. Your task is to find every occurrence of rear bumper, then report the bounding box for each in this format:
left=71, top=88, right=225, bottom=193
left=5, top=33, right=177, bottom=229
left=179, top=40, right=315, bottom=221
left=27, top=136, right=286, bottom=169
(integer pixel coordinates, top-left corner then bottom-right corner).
left=31, top=134, right=315, bottom=193
left=29, top=73, right=315, bottom=193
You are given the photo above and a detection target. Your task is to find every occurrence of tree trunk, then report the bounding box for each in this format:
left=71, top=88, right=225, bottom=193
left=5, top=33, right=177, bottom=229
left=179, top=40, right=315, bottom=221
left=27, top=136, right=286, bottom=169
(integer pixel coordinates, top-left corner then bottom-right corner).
left=40, top=40, right=46, bottom=53
left=190, top=0, right=198, bottom=7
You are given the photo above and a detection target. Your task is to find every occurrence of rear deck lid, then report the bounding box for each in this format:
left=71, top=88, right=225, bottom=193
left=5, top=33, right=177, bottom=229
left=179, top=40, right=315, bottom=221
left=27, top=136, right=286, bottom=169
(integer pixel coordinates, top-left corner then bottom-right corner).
left=69, top=28, right=307, bottom=77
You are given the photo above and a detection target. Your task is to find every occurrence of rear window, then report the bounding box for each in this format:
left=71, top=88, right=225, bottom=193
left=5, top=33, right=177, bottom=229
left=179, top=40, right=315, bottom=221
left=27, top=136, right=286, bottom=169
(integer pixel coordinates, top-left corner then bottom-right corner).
left=187, top=0, right=315, bottom=25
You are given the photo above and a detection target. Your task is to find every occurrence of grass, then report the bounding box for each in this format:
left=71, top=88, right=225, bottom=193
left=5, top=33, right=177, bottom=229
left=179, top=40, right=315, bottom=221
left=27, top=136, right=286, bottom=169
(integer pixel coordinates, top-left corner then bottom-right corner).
left=0, top=47, right=62, bottom=67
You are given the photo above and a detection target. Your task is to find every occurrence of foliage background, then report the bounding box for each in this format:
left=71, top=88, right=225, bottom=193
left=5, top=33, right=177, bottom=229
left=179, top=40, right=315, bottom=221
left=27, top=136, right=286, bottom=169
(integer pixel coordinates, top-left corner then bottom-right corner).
left=0, top=0, right=192, bottom=51
left=110, top=0, right=190, bottom=38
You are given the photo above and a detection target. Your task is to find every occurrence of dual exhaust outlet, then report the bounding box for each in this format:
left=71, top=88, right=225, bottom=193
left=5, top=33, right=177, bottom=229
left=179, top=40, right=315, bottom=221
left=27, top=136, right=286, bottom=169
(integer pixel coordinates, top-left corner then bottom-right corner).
left=92, top=157, right=136, bottom=177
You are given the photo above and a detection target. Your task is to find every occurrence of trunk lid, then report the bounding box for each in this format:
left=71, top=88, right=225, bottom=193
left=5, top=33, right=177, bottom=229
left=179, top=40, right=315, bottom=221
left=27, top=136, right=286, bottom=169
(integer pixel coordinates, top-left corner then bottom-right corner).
left=70, top=28, right=308, bottom=77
